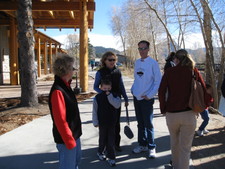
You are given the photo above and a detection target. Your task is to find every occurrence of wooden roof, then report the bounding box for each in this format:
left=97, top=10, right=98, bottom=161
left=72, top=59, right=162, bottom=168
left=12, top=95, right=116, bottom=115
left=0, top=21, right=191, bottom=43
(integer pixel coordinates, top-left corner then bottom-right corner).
left=0, top=0, right=95, bottom=29
left=34, top=30, right=62, bottom=45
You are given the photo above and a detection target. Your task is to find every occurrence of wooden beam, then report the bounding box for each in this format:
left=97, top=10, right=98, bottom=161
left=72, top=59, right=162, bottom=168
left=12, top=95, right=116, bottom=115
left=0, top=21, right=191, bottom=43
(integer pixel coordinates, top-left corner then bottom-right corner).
left=79, top=0, right=89, bottom=92
left=0, top=19, right=94, bottom=28
left=69, top=11, right=75, bottom=19
left=48, top=11, right=55, bottom=19
left=9, top=18, right=19, bottom=85
left=3, top=11, right=16, bottom=18
left=34, top=19, right=80, bottom=25
left=49, top=43, right=52, bottom=73
left=44, top=41, right=48, bottom=75
left=0, top=1, right=95, bottom=11
left=37, top=37, right=41, bottom=77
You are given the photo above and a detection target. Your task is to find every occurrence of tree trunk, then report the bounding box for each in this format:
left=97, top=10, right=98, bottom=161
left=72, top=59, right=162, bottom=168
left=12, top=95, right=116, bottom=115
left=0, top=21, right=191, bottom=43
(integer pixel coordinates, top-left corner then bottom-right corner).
left=200, top=0, right=218, bottom=108
left=190, top=0, right=218, bottom=108
left=17, top=0, right=38, bottom=106
left=202, top=0, right=225, bottom=107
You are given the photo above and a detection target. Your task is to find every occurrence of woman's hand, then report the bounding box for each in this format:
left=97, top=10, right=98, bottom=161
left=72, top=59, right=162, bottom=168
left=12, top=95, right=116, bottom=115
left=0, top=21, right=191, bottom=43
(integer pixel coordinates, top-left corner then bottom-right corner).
left=125, top=101, right=129, bottom=107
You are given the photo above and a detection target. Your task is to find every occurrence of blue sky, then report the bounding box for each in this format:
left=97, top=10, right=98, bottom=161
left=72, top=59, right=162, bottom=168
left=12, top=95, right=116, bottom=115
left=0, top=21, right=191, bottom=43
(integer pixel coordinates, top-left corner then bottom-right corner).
left=38, top=0, right=204, bottom=50
left=38, top=0, right=123, bottom=49
left=91, top=0, right=123, bottom=35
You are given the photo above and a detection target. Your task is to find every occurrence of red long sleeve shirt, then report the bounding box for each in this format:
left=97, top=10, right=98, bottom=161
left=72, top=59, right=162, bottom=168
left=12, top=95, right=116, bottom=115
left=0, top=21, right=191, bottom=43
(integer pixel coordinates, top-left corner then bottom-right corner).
left=51, top=79, right=76, bottom=149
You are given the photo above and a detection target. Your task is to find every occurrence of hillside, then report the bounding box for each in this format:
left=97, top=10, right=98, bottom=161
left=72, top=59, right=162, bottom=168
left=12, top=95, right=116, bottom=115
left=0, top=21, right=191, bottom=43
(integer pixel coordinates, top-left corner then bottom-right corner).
left=94, top=46, right=121, bottom=58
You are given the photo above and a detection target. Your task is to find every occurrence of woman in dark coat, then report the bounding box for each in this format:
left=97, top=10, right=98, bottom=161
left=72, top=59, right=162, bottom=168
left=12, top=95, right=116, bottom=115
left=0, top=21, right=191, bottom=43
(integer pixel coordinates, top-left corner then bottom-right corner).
left=159, top=49, right=207, bottom=169
left=49, top=54, right=82, bottom=169
left=94, top=51, right=128, bottom=151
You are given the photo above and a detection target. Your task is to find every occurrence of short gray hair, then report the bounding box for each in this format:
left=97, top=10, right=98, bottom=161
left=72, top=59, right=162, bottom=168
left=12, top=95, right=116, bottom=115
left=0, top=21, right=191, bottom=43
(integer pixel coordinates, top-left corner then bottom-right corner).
left=53, top=54, right=75, bottom=77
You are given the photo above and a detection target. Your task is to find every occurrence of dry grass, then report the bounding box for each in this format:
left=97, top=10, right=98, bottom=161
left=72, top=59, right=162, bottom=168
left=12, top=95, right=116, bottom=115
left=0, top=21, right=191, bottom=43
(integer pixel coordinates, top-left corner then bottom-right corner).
left=120, top=66, right=134, bottom=78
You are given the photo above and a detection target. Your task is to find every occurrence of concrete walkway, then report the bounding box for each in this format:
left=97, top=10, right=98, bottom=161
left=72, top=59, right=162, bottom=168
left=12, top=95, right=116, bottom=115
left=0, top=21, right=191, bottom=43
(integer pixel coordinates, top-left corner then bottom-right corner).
left=0, top=70, right=194, bottom=169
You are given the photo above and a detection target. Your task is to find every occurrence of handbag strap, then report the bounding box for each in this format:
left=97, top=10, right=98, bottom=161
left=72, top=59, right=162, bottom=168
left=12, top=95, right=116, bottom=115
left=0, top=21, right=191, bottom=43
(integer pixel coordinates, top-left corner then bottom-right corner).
left=125, top=105, right=130, bottom=125
left=192, top=68, right=200, bottom=81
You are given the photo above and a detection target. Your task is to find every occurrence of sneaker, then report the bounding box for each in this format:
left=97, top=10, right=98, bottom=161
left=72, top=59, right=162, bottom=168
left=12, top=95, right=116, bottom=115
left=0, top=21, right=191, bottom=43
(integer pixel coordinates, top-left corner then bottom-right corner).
left=108, top=159, right=116, bottom=167
left=97, top=152, right=106, bottom=161
left=132, top=146, right=148, bottom=153
left=203, top=129, right=209, bottom=134
left=196, top=130, right=203, bottom=136
left=148, top=148, right=156, bottom=158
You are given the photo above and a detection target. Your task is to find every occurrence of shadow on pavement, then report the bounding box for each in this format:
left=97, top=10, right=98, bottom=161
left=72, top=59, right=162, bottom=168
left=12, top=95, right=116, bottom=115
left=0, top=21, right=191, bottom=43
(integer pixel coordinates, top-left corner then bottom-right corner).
left=0, top=152, right=58, bottom=169
left=80, top=135, right=171, bottom=169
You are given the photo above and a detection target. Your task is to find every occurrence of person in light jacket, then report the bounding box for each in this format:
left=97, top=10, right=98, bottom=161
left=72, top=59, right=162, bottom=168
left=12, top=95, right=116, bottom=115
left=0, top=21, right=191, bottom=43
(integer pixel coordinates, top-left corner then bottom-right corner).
left=131, top=40, right=162, bottom=158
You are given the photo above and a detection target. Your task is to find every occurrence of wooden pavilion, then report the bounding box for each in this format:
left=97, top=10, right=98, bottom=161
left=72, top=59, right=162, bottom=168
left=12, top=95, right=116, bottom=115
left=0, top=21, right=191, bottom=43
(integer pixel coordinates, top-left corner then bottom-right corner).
left=0, top=0, right=95, bottom=92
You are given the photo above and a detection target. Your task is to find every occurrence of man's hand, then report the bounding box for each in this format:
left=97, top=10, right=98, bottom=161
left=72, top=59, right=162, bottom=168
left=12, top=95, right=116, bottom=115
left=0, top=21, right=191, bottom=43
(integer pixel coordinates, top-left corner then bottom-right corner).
left=141, top=95, right=150, bottom=100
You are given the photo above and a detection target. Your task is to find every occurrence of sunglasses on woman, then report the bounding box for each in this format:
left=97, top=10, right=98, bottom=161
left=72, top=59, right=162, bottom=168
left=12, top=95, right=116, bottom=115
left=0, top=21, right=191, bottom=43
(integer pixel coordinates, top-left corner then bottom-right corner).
left=107, top=59, right=116, bottom=62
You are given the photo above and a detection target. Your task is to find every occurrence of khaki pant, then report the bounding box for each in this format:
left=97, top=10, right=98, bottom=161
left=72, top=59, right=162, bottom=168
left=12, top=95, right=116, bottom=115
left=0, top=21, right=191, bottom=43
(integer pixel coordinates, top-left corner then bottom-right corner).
left=166, top=111, right=197, bottom=169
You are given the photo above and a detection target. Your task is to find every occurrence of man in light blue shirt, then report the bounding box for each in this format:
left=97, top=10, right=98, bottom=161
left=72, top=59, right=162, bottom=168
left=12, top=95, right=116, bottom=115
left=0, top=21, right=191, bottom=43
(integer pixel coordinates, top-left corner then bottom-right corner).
left=131, top=40, right=161, bottom=158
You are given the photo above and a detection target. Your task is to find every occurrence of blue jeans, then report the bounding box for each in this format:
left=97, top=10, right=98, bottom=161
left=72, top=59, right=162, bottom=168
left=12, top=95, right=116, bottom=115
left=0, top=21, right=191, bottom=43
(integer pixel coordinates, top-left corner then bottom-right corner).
left=133, top=96, right=156, bottom=149
left=199, top=109, right=210, bottom=131
left=56, top=138, right=81, bottom=169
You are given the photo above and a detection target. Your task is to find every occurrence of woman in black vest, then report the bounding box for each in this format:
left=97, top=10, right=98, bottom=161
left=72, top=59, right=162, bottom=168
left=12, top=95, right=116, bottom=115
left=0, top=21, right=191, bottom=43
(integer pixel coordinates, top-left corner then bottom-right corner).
left=49, top=54, right=82, bottom=169
left=94, top=51, right=129, bottom=151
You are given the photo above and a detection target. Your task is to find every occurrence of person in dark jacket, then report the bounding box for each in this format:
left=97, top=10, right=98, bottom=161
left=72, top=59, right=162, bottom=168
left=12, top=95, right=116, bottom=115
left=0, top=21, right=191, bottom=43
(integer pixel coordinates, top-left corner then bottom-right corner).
left=158, top=49, right=208, bottom=169
left=93, top=51, right=128, bottom=152
left=164, top=51, right=176, bottom=72
left=92, top=79, right=121, bottom=167
left=219, top=75, right=225, bottom=116
left=196, top=84, right=213, bottom=136
left=49, top=54, right=82, bottom=169
left=221, top=76, right=225, bottom=98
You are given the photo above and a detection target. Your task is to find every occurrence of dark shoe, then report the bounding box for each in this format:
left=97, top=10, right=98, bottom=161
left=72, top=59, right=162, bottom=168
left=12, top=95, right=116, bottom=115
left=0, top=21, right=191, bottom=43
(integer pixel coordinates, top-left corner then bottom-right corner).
left=97, top=152, right=106, bottom=161
left=115, top=146, right=122, bottom=152
left=108, top=159, right=116, bottom=167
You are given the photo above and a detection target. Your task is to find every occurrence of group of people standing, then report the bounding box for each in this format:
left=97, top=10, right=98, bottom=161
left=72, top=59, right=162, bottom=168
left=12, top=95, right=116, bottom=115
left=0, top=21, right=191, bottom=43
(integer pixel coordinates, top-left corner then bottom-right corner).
left=48, top=40, right=212, bottom=169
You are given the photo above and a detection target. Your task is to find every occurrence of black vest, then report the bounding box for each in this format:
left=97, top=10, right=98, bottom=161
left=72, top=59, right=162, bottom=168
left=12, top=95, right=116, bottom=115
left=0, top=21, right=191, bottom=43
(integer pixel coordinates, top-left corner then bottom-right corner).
left=99, top=67, right=121, bottom=96
left=49, top=75, right=82, bottom=144
left=96, top=92, right=117, bottom=126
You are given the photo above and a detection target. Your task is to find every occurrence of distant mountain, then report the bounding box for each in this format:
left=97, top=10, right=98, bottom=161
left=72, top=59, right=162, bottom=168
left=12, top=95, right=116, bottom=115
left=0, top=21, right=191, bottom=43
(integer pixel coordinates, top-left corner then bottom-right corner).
left=94, top=46, right=121, bottom=58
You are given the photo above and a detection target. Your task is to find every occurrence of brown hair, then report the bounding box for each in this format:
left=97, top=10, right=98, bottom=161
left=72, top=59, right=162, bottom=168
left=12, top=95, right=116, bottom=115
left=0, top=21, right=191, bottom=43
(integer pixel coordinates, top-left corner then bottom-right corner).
left=100, top=79, right=112, bottom=87
left=100, top=51, right=117, bottom=68
left=175, top=49, right=195, bottom=69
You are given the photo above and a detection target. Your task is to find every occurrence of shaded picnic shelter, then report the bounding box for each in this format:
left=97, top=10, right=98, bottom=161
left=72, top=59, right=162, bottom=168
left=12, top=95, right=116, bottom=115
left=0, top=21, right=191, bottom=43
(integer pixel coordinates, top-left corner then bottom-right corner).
left=0, top=0, right=95, bottom=92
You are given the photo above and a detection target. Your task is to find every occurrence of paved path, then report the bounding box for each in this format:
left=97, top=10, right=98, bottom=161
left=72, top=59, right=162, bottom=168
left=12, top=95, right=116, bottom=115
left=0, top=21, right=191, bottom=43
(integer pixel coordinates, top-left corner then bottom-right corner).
left=0, top=70, right=194, bottom=169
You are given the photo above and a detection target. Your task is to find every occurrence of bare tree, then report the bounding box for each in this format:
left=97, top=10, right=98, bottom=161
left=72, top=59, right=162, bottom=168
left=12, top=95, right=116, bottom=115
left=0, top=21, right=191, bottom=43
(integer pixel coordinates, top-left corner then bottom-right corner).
left=111, top=7, right=127, bottom=56
left=65, top=34, right=80, bottom=67
left=161, top=0, right=171, bottom=52
left=190, top=0, right=225, bottom=108
left=200, top=0, right=225, bottom=107
left=144, top=0, right=177, bottom=51
left=17, top=0, right=38, bottom=106
left=172, top=0, right=188, bottom=49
